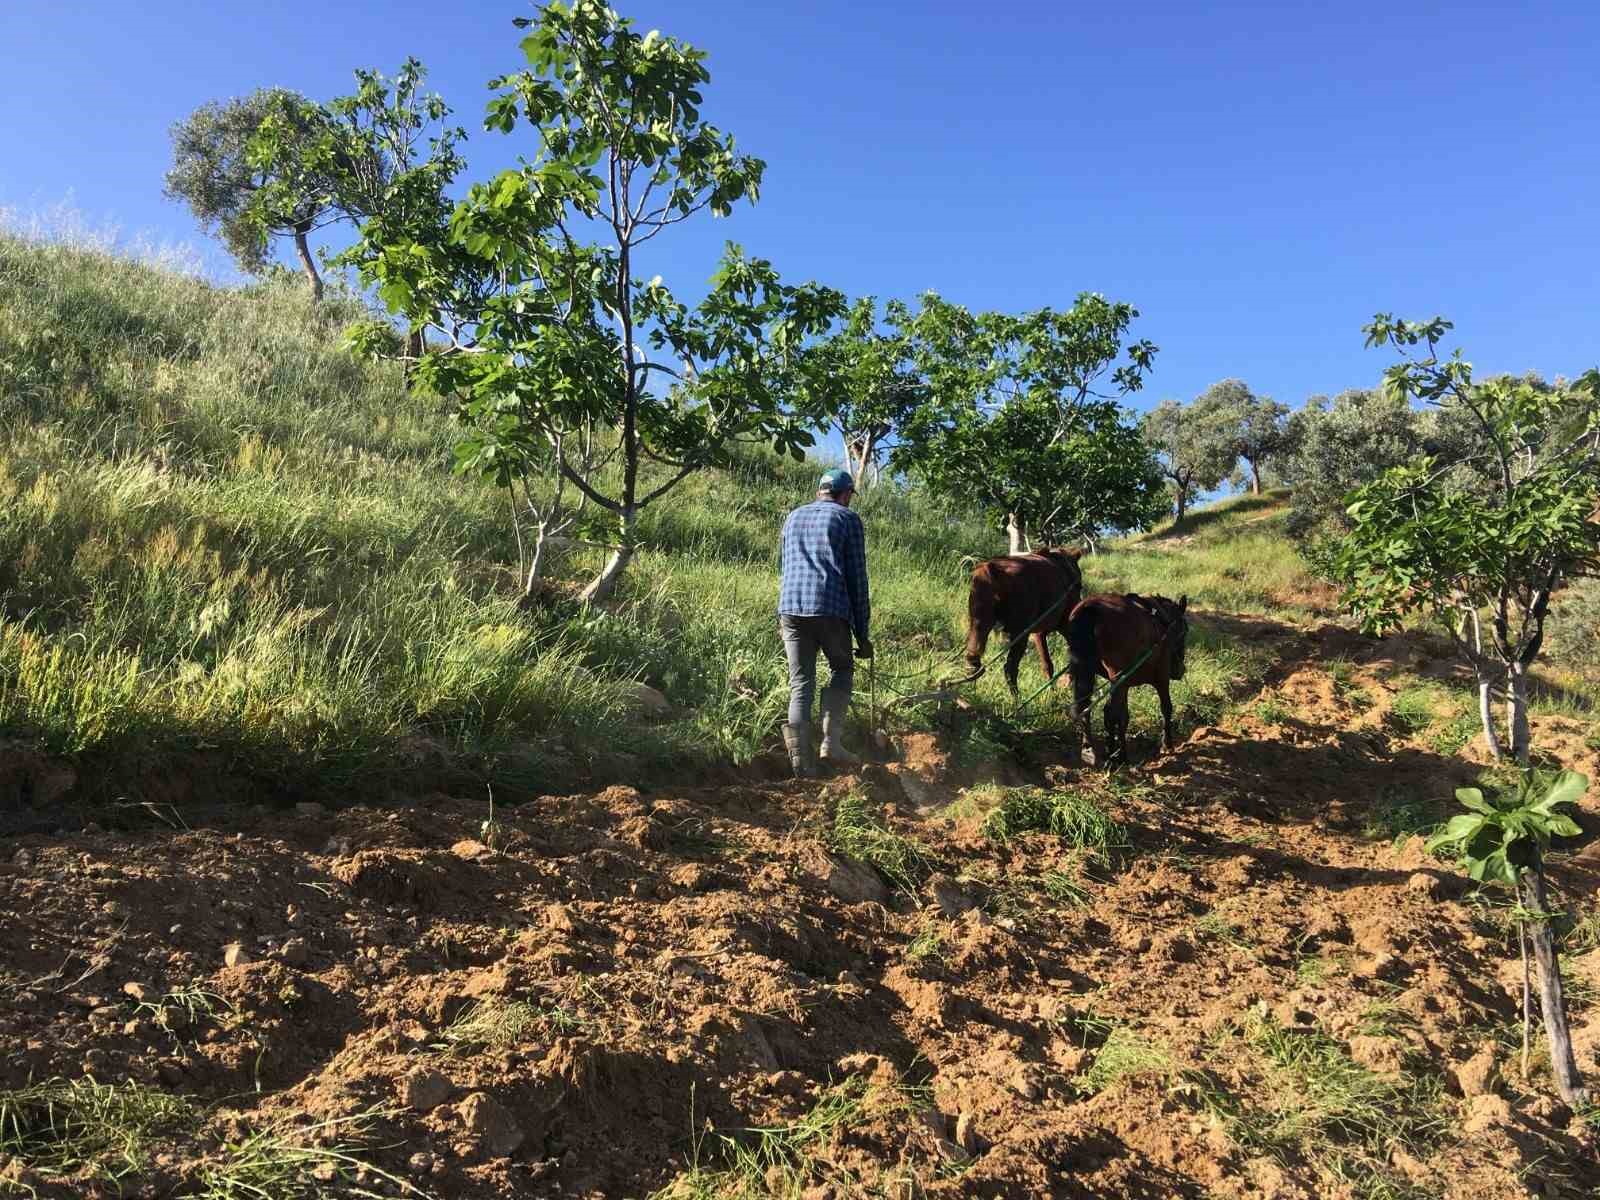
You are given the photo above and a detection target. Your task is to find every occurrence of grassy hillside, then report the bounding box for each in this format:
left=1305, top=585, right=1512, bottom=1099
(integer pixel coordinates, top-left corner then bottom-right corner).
left=1, top=231, right=1320, bottom=809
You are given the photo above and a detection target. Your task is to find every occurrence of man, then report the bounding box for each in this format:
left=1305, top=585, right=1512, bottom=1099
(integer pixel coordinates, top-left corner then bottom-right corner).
left=778, top=468, right=873, bottom=778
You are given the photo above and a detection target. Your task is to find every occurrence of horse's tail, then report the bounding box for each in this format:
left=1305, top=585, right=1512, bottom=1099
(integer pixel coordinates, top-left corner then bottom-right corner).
left=1067, top=603, right=1100, bottom=719
left=964, top=563, right=998, bottom=674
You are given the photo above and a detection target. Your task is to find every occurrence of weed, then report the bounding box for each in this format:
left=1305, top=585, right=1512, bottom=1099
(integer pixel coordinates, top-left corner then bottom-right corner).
left=1557, top=901, right=1600, bottom=955
left=1056, top=1007, right=1117, bottom=1049
left=1194, top=908, right=1255, bottom=953
left=134, top=984, right=236, bottom=1039
left=649, top=1076, right=904, bottom=1199
left=1039, top=868, right=1092, bottom=908
left=1255, top=694, right=1291, bottom=725
left=1430, top=711, right=1480, bottom=756
left=1354, top=1001, right=1420, bottom=1040
left=191, top=1108, right=424, bottom=1199
left=1388, top=686, right=1438, bottom=734
left=904, top=925, right=945, bottom=965
left=1222, top=1017, right=1445, bottom=1199
left=830, top=789, right=931, bottom=892
left=0, top=1078, right=195, bottom=1186
left=437, top=999, right=547, bottom=1053
left=978, top=786, right=1124, bottom=863
left=1073, top=1026, right=1171, bottom=1095
left=1362, top=788, right=1444, bottom=850
left=1327, top=660, right=1370, bottom=710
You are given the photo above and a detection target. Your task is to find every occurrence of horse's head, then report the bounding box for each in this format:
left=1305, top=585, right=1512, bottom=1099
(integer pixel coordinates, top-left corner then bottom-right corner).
left=1152, top=593, right=1190, bottom=679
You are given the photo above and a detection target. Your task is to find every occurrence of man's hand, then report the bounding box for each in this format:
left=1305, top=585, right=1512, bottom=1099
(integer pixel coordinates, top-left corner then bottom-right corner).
left=855, top=638, right=874, bottom=660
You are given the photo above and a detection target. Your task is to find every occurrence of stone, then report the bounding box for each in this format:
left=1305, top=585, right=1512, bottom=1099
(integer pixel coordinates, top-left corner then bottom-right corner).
left=1453, top=1045, right=1499, bottom=1097
left=819, top=853, right=890, bottom=907
left=620, top=682, right=673, bottom=718
left=836, top=970, right=863, bottom=990
left=927, top=873, right=978, bottom=918
left=954, top=1110, right=979, bottom=1154
left=121, top=981, right=152, bottom=1002
left=278, top=938, right=309, bottom=967
left=222, top=943, right=253, bottom=968
left=451, top=839, right=490, bottom=861
left=400, top=1067, right=453, bottom=1112
left=458, top=1092, right=524, bottom=1159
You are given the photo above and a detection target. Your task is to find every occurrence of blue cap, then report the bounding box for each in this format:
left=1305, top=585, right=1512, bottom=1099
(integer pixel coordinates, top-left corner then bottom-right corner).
left=819, top=468, right=855, bottom=494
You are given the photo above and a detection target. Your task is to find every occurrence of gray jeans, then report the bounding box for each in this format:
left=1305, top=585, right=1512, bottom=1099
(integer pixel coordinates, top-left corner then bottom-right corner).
left=779, top=614, right=854, bottom=726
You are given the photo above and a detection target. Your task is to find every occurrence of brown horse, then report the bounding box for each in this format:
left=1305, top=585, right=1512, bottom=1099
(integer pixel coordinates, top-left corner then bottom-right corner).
left=963, top=548, right=1084, bottom=694
left=1066, top=592, right=1189, bottom=766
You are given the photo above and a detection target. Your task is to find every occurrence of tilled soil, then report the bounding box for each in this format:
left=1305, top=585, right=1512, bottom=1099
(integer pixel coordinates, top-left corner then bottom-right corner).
left=2, top=619, right=1598, bottom=1198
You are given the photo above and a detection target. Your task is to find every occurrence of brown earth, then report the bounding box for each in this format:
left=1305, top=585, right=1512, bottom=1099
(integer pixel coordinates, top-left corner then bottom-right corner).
left=2, top=618, right=1598, bottom=1198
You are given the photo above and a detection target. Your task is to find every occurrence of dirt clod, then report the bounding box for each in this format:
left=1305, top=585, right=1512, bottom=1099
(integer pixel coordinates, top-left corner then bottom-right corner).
left=458, top=1091, right=524, bottom=1159
left=400, top=1066, right=453, bottom=1112
left=1454, top=1044, right=1500, bottom=1097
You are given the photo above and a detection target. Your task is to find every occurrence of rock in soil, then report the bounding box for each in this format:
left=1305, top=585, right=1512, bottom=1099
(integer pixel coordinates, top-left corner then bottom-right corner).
left=458, top=1091, right=523, bottom=1159
left=399, top=1066, right=453, bottom=1112
left=928, top=873, right=978, bottom=918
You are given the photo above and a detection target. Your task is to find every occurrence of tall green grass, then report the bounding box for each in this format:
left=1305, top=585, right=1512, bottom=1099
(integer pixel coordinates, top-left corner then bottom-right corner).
left=0, top=226, right=1315, bottom=799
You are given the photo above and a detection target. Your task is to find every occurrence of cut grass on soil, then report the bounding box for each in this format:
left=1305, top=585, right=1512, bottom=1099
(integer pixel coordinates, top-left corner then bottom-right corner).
left=977, top=785, right=1125, bottom=862
left=0, top=1078, right=195, bottom=1186
left=192, top=1109, right=425, bottom=1200
left=1219, top=1017, right=1446, bottom=1200
left=830, top=789, right=932, bottom=893
left=650, top=1076, right=920, bottom=1200
left=1073, top=1026, right=1172, bottom=1095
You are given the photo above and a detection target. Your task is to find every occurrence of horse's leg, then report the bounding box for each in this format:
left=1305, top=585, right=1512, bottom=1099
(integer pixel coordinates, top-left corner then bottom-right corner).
left=1106, top=688, right=1129, bottom=767
left=1033, top=631, right=1059, bottom=686
left=964, top=573, right=995, bottom=678
left=1004, top=631, right=1028, bottom=696
left=1158, top=677, right=1177, bottom=751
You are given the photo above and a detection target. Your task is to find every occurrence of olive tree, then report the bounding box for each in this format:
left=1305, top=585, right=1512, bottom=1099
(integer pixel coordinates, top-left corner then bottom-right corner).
left=1329, top=316, right=1600, bottom=764
left=164, top=88, right=339, bottom=298
left=1207, top=379, right=1290, bottom=494
left=1141, top=390, right=1237, bottom=526
left=894, top=293, right=1161, bottom=552
left=1283, top=387, right=1423, bottom=538
left=348, top=1, right=844, bottom=601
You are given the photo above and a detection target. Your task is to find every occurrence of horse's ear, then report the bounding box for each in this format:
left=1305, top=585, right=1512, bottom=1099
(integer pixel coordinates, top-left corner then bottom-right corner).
left=1179, top=594, right=1188, bottom=611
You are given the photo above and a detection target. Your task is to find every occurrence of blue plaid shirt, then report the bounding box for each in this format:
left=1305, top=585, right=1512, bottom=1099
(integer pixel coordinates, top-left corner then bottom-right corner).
left=778, top=499, right=870, bottom=640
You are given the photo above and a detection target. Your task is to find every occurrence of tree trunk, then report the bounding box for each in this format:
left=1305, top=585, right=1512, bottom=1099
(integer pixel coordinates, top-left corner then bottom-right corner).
left=581, top=508, right=635, bottom=604
left=1476, top=669, right=1504, bottom=760
left=292, top=224, right=324, bottom=302
left=524, top=524, right=551, bottom=599
left=1173, top=491, right=1188, bottom=527
left=1520, top=862, right=1589, bottom=1106
left=1250, top=460, right=1262, bottom=495
left=1006, top=512, right=1027, bottom=555
left=1507, top=660, right=1532, bottom=766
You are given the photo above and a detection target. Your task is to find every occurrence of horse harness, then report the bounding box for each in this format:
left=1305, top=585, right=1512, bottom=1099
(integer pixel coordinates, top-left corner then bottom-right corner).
left=1122, top=592, right=1186, bottom=652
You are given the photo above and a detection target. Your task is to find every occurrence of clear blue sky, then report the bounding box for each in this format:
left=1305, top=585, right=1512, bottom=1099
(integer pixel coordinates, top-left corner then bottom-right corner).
left=3, top=1, right=1597, bottom=414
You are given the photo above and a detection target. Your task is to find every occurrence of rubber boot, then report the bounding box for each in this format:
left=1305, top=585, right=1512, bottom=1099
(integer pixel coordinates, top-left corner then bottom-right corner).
left=782, top=722, right=816, bottom=779
left=819, top=693, right=861, bottom=767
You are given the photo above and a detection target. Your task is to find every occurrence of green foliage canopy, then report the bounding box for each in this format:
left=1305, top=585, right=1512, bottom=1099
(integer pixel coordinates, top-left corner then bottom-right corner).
left=347, top=0, right=845, bottom=599
left=893, top=293, right=1164, bottom=547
